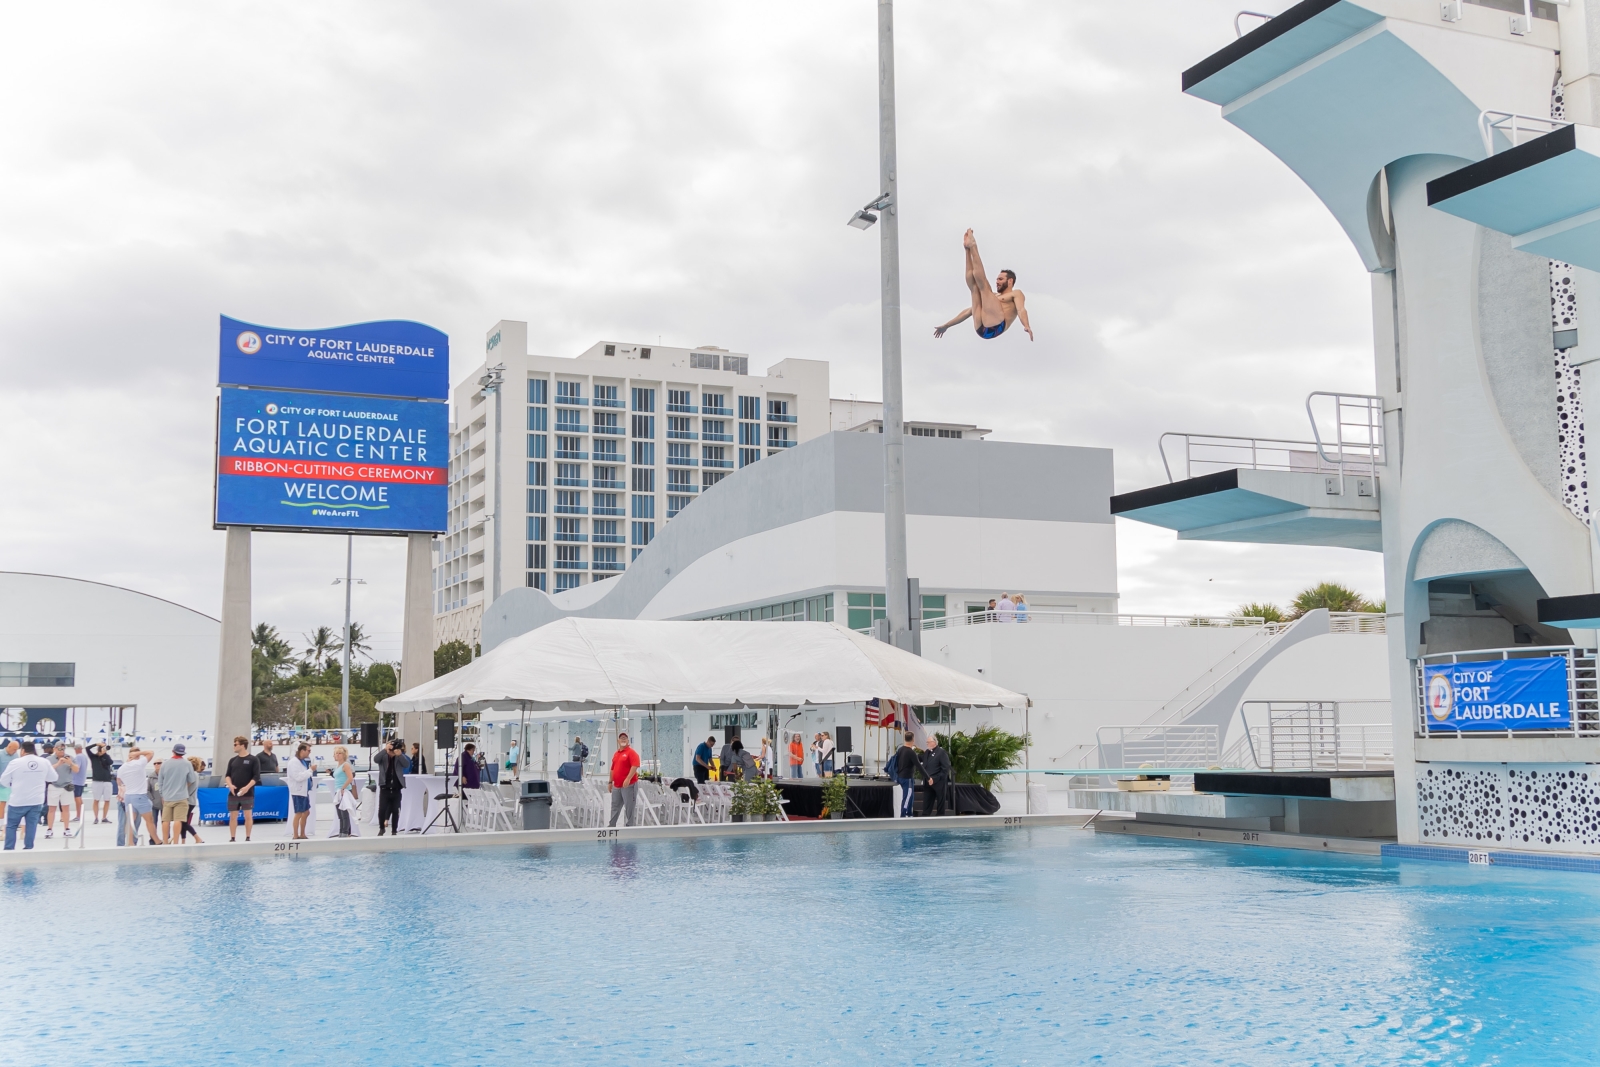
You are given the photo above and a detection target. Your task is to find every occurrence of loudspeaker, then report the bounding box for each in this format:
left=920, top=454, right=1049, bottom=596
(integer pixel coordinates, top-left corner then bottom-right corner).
left=359, top=722, right=380, bottom=749
left=836, top=725, right=852, bottom=753
left=436, top=717, right=456, bottom=749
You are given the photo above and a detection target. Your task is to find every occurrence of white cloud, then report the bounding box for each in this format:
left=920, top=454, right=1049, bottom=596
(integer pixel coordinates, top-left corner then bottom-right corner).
left=0, top=0, right=1381, bottom=646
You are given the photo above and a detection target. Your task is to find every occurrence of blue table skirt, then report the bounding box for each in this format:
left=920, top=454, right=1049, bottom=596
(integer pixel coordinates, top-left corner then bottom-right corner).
left=196, top=785, right=290, bottom=823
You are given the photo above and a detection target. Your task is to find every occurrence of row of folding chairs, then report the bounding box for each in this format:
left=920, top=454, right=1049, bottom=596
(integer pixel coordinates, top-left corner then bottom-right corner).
left=461, top=788, right=516, bottom=832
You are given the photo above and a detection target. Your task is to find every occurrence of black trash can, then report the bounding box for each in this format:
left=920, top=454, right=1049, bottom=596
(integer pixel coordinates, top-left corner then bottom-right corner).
left=518, top=780, right=552, bottom=830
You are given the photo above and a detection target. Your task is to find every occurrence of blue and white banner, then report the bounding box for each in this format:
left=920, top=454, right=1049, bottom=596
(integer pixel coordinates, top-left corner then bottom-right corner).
left=216, top=387, right=448, bottom=534
left=1423, top=656, right=1571, bottom=732
left=219, top=316, right=449, bottom=400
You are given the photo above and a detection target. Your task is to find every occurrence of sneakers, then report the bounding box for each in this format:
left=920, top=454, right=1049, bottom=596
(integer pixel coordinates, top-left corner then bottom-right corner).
left=44, top=830, right=53, bottom=839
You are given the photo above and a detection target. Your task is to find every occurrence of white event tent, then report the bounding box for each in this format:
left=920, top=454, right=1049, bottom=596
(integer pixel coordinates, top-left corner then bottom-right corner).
left=379, top=617, right=1027, bottom=715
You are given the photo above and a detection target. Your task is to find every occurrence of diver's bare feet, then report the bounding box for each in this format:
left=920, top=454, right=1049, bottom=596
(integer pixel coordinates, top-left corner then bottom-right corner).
left=963, top=228, right=975, bottom=249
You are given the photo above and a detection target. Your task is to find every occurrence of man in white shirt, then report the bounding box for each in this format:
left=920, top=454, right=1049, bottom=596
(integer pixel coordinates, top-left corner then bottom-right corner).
left=116, top=748, right=159, bottom=846
left=997, top=593, right=1016, bottom=623
left=1, top=741, right=58, bottom=850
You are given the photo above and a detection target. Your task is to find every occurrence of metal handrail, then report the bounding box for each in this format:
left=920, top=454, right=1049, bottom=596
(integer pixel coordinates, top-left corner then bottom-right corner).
left=1158, top=431, right=1362, bottom=482
left=1305, top=391, right=1384, bottom=488
left=920, top=610, right=1265, bottom=632
left=1414, top=645, right=1600, bottom=739
left=1478, top=110, right=1568, bottom=157
left=1234, top=9, right=1272, bottom=36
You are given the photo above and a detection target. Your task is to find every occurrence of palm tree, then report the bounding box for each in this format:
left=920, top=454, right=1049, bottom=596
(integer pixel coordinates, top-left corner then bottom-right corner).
left=303, top=626, right=338, bottom=671
left=1232, top=602, right=1285, bottom=623
left=251, top=623, right=293, bottom=671
left=940, top=725, right=1031, bottom=791
left=331, top=621, right=374, bottom=662
left=1288, top=582, right=1372, bottom=619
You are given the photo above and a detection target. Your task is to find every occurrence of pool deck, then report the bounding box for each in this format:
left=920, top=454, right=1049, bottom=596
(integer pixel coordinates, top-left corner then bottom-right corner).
left=0, top=812, right=1083, bottom=868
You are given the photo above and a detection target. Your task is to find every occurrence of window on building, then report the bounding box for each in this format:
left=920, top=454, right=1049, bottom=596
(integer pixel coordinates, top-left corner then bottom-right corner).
left=557, top=380, right=584, bottom=401
left=593, top=519, right=623, bottom=542
left=739, top=448, right=760, bottom=468
left=641, top=347, right=652, bottom=360
left=527, top=462, right=546, bottom=487
left=702, top=445, right=730, bottom=469
left=767, top=399, right=790, bottom=420
left=710, top=712, right=760, bottom=729
left=632, top=387, right=655, bottom=412
left=527, top=434, right=546, bottom=459
left=593, top=438, right=620, bottom=460
left=631, top=442, right=655, bottom=467
left=631, top=467, right=654, bottom=492
left=667, top=495, right=692, bottom=518
left=667, top=442, right=694, bottom=464
left=723, top=355, right=748, bottom=375
left=703, top=470, right=727, bottom=489
left=555, top=436, right=585, bottom=458
left=632, top=495, right=655, bottom=519
left=915, top=705, right=956, bottom=726
left=556, top=408, right=586, bottom=430
left=667, top=389, right=693, bottom=410
left=526, top=543, right=547, bottom=568
left=940, top=428, right=962, bottom=439
left=631, top=521, right=655, bottom=546
left=922, top=594, right=947, bottom=620
left=555, top=517, right=584, bottom=541
left=556, top=573, right=582, bottom=591
left=527, top=488, right=546, bottom=513
left=690, top=353, right=719, bottom=370
left=667, top=416, right=693, bottom=437
left=0, top=662, right=75, bottom=687
left=604, top=344, right=616, bottom=356
left=909, top=426, right=933, bottom=437
left=594, top=384, right=620, bottom=405
left=556, top=544, right=584, bottom=565
left=738, top=423, right=761, bottom=446
left=526, top=516, right=546, bottom=541
left=703, top=392, right=728, bottom=413
left=667, top=468, right=694, bottom=489
left=738, top=395, right=761, bottom=420
left=555, top=462, right=585, bottom=486
left=528, top=378, right=548, bottom=404
left=846, top=592, right=887, bottom=632
left=527, top=571, right=547, bottom=591
left=527, top=407, right=547, bottom=431
left=702, top=419, right=728, bottom=441
left=631, top=547, right=645, bottom=561
left=594, top=411, right=619, bottom=433
left=767, top=426, right=792, bottom=449
left=631, top=414, right=655, bottom=439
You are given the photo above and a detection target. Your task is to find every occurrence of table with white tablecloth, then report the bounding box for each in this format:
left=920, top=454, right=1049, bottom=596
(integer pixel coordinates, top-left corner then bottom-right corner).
left=397, top=774, right=447, bottom=832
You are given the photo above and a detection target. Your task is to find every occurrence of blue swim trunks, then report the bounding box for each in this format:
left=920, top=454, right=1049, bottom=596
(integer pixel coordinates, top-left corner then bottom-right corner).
left=978, top=319, right=1007, bottom=339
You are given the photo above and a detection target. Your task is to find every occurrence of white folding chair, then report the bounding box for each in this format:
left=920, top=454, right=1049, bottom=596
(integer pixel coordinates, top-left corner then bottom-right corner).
left=477, top=788, right=516, bottom=832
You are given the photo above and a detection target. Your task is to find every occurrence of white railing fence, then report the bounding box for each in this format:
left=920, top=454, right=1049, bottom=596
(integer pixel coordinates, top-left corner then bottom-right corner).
left=1222, top=700, right=1393, bottom=770
left=1478, top=109, right=1567, bottom=156
left=921, top=610, right=1268, bottom=632
left=1414, top=646, right=1600, bottom=739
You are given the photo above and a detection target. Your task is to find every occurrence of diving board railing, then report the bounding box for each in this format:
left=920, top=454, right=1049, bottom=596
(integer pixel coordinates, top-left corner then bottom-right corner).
left=1478, top=109, right=1568, bottom=156
left=1224, top=700, right=1393, bottom=771
left=1159, top=391, right=1383, bottom=484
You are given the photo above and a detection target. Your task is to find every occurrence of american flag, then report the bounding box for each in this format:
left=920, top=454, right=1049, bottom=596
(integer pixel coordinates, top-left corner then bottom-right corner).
left=864, top=698, right=882, bottom=726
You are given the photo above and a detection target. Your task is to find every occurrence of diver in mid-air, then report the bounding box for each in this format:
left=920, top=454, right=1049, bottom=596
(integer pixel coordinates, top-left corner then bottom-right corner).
left=934, top=229, right=1033, bottom=341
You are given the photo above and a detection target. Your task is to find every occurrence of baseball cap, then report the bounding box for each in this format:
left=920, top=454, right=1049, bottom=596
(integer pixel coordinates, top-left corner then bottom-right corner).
left=172, top=743, right=187, bottom=755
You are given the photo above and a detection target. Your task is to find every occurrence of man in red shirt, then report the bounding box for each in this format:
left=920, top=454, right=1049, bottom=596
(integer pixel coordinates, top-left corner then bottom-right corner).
left=608, top=732, right=642, bottom=827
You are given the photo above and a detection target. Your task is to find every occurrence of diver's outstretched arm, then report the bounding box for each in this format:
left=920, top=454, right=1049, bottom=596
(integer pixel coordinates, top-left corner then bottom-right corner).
left=1014, top=291, right=1033, bottom=341
left=934, top=308, right=972, bottom=338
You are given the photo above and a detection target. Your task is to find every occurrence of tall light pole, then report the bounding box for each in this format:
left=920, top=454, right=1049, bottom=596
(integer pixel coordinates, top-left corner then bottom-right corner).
left=333, top=541, right=365, bottom=730
left=479, top=364, right=506, bottom=603
left=849, top=0, right=911, bottom=650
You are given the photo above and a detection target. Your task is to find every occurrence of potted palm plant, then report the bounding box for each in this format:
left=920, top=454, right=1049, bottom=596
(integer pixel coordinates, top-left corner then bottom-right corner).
left=821, top=773, right=849, bottom=819
left=753, top=777, right=783, bottom=821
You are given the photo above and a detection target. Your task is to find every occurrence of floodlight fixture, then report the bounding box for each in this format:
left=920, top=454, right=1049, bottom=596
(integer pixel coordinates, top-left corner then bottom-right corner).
left=847, top=192, right=893, bottom=230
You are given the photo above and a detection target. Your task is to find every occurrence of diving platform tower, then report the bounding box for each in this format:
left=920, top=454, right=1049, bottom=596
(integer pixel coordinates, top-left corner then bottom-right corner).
left=1138, top=0, right=1600, bottom=851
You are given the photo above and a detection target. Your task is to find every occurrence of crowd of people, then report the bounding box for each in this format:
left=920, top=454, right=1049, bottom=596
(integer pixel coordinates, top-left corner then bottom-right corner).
left=981, top=592, right=1031, bottom=622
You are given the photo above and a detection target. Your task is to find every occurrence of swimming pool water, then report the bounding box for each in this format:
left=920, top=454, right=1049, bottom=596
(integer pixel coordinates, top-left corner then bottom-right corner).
left=5, top=828, right=1599, bottom=1065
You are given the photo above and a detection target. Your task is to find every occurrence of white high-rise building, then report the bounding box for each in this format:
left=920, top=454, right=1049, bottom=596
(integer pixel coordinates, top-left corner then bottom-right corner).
left=435, top=321, right=829, bottom=646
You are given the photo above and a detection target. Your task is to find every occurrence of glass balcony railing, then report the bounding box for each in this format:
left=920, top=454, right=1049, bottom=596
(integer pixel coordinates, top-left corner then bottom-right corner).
left=555, top=396, right=588, bottom=407
left=666, top=403, right=698, bottom=414
left=554, top=560, right=588, bottom=569
left=554, top=533, right=588, bottom=542
left=702, top=432, right=733, bottom=443
left=703, top=458, right=734, bottom=469
left=554, top=477, right=588, bottom=488
left=592, top=533, right=626, bottom=544
left=667, top=456, right=699, bottom=467
left=667, top=483, right=699, bottom=494
left=554, top=450, right=589, bottom=460
left=702, top=406, right=732, bottom=418
left=592, top=480, right=626, bottom=491
left=555, top=423, right=590, bottom=434
left=554, top=505, right=588, bottom=515
left=592, top=506, right=626, bottom=516
left=767, top=413, right=797, bottom=424
left=667, top=430, right=698, bottom=440
left=594, top=425, right=624, bottom=435
left=593, top=561, right=626, bottom=572
left=593, top=397, right=624, bottom=409
left=767, top=439, right=796, bottom=449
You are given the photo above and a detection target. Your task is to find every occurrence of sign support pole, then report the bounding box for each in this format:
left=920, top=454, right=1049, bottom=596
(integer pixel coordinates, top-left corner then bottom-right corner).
left=212, top=525, right=253, bottom=769
left=340, top=534, right=353, bottom=730
left=399, top=531, right=437, bottom=755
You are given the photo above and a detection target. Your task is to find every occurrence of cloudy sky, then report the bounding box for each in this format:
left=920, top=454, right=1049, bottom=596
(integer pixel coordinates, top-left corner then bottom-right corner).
left=0, top=1, right=1383, bottom=662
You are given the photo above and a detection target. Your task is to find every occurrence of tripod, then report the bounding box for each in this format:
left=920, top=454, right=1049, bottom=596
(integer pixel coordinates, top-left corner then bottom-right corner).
left=422, top=737, right=461, bottom=834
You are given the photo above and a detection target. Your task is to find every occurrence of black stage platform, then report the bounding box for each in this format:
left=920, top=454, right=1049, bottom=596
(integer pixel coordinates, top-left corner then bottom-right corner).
left=775, top=778, right=1000, bottom=819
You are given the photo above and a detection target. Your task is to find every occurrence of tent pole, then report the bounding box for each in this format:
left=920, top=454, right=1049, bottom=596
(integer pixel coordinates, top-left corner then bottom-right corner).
left=652, top=705, right=659, bottom=779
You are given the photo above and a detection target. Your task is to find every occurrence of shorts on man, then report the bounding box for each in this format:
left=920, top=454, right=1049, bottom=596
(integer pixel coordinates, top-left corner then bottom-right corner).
left=48, top=784, right=74, bottom=809
left=227, top=791, right=255, bottom=812
left=161, top=800, right=189, bottom=824
left=72, top=783, right=84, bottom=798
left=126, top=793, right=154, bottom=816
left=90, top=781, right=114, bottom=802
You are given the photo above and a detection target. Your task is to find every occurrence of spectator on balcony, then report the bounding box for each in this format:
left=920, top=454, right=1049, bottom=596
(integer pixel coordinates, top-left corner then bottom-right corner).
left=1014, top=594, right=1030, bottom=623
left=997, top=593, right=1016, bottom=623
